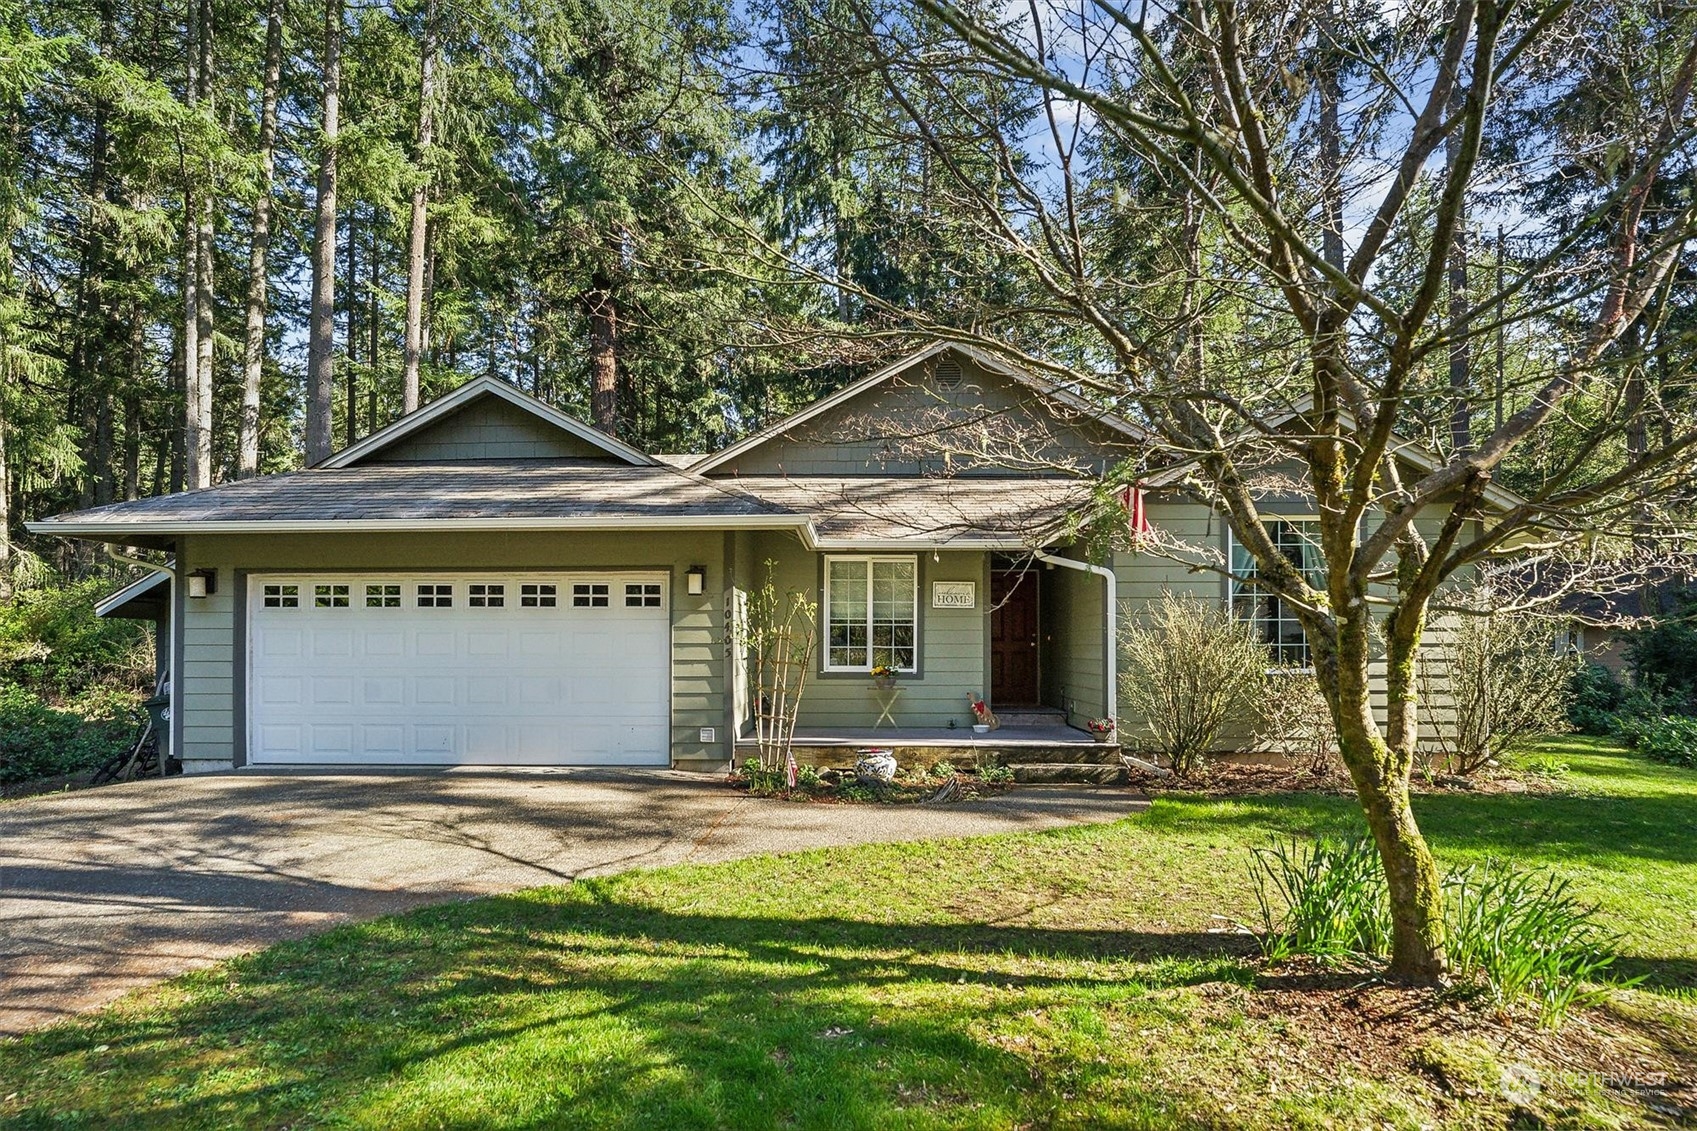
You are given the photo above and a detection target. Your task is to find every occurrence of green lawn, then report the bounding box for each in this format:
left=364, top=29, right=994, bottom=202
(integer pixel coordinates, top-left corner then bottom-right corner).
left=3, top=738, right=1695, bottom=1129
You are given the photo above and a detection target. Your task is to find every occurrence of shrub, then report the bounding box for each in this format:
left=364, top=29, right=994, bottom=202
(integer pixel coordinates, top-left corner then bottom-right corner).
left=1250, top=840, right=1629, bottom=1026
left=1255, top=669, right=1338, bottom=773
left=1631, top=715, right=1697, bottom=767
left=1251, top=837, right=1391, bottom=963
left=1120, top=591, right=1267, bottom=777
left=0, top=579, right=154, bottom=700
left=1445, top=862, right=1626, bottom=1025
left=1423, top=599, right=1576, bottom=775
left=1567, top=662, right=1624, bottom=736
left=0, top=684, right=138, bottom=784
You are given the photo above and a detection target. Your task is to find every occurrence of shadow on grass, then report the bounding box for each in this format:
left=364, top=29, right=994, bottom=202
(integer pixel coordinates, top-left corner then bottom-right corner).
left=0, top=891, right=1262, bottom=1131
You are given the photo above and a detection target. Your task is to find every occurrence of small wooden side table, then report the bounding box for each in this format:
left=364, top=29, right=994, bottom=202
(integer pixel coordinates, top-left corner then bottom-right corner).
left=871, top=685, right=903, bottom=729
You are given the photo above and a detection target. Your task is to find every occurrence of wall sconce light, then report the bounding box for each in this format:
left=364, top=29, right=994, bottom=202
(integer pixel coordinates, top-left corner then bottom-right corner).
left=186, top=569, right=217, bottom=598
left=685, top=565, right=706, bottom=596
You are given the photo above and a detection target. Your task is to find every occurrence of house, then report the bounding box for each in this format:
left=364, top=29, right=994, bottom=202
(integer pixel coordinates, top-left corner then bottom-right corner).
left=31, top=342, right=1477, bottom=775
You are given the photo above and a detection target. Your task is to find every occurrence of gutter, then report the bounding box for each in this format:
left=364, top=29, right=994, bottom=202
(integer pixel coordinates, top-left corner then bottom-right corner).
left=1034, top=550, right=1118, bottom=728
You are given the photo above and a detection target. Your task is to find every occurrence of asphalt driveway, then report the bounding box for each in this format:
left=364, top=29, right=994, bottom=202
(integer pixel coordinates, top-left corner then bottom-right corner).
left=0, top=769, right=1144, bottom=1034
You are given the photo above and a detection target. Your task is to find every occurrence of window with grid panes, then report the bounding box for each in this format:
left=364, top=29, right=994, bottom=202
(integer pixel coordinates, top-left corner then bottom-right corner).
left=624, top=582, right=662, bottom=608
left=1229, top=520, right=1324, bottom=667
left=823, top=557, right=916, bottom=671
left=365, top=584, right=401, bottom=607
left=262, top=584, right=298, bottom=608
left=416, top=584, right=453, bottom=608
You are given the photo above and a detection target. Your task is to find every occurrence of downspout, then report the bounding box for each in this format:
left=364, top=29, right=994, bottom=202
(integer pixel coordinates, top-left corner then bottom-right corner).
left=1033, top=550, right=1117, bottom=727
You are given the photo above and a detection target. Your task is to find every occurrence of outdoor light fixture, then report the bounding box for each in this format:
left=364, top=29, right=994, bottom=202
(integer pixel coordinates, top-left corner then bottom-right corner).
left=685, top=565, right=706, bottom=596
left=186, top=569, right=217, bottom=598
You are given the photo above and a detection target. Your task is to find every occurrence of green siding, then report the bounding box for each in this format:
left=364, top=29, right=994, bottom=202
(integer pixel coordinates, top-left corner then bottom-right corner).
left=176, top=530, right=727, bottom=772
left=168, top=499, right=1477, bottom=774
left=714, top=354, right=1136, bottom=477
left=364, top=395, right=618, bottom=462
left=1105, top=501, right=1471, bottom=754
left=1043, top=560, right=1107, bottom=727
left=736, top=534, right=992, bottom=730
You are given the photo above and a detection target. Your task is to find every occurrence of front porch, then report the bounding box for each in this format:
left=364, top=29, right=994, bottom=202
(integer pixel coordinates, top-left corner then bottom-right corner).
left=735, top=725, right=1124, bottom=783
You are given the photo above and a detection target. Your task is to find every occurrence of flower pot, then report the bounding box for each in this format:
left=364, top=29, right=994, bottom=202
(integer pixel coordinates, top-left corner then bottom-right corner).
left=1092, top=732, right=1115, bottom=743
left=872, top=676, right=896, bottom=691
left=972, top=723, right=990, bottom=734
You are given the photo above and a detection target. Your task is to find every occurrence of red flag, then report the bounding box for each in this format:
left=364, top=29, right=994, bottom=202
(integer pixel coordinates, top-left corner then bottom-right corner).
left=1120, top=482, right=1155, bottom=543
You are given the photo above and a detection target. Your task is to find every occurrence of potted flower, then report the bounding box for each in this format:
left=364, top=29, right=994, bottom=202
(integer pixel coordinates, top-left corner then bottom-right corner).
left=870, top=664, right=898, bottom=690
left=1085, top=717, right=1117, bottom=743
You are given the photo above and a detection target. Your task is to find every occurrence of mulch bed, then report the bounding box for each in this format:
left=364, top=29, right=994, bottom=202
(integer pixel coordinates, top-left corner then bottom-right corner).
left=733, top=770, right=1018, bottom=804
left=1125, top=758, right=1565, bottom=799
left=1196, top=960, right=1697, bottom=1124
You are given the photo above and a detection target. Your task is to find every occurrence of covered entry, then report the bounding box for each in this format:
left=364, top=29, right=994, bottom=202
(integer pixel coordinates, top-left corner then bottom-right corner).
left=247, top=571, right=670, bottom=766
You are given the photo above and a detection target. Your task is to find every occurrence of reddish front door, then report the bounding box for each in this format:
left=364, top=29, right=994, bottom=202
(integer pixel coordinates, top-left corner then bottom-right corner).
left=991, top=569, right=1040, bottom=707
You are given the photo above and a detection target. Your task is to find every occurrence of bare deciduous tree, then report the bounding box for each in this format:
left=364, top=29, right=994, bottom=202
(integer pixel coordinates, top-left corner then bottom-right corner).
left=729, top=0, right=1697, bottom=979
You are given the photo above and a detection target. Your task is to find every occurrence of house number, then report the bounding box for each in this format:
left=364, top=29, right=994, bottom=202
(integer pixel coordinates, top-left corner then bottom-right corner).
left=931, top=581, right=976, bottom=609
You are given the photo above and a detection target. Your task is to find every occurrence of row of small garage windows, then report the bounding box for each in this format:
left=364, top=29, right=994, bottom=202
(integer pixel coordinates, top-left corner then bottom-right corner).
left=260, top=581, right=665, bottom=610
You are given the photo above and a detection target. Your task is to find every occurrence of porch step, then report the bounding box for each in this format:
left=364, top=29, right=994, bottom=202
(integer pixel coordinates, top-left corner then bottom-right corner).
left=1009, top=762, right=1129, bottom=785
left=781, top=741, right=1122, bottom=769
left=997, top=709, right=1069, bottom=727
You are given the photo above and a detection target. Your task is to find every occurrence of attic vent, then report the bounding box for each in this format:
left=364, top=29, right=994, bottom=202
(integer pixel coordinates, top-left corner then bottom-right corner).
left=935, top=359, right=964, bottom=390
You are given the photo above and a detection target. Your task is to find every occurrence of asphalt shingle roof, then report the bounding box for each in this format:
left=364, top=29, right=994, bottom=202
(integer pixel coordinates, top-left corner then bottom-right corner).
left=35, top=461, right=1096, bottom=549
left=33, top=461, right=794, bottom=527
left=727, top=476, right=1093, bottom=546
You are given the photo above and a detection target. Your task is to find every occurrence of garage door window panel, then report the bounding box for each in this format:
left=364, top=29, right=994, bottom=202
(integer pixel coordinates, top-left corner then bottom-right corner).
left=366, top=584, right=401, bottom=608
left=470, top=583, right=505, bottom=608
left=521, top=584, right=556, bottom=608
left=262, top=584, right=299, bottom=608
left=573, top=583, right=609, bottom=608
left=417, top=584, right=453, bottom=608
left=315, top=584, right=350, bottom=608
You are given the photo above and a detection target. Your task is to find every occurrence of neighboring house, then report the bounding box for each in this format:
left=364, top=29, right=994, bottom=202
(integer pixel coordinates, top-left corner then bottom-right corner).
left=31, top=342, right=1492, bottom=774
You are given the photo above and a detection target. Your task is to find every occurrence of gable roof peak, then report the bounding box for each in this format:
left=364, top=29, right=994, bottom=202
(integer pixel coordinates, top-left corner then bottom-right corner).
left=688, top=339, right=1146, bottom=475
left=323, top=375, right=657, bottom=469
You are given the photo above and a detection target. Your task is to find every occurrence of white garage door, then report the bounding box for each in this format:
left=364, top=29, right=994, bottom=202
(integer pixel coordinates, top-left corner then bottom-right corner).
left=247, top=572, right=670, bottom=766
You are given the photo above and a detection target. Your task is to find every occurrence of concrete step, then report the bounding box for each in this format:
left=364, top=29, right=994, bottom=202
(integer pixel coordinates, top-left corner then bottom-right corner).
left=997, top=709, right=1069, bottom=727
left=786, top=741, right=1120, bottom=769
left=1010, top=762, right=1128, bottom=785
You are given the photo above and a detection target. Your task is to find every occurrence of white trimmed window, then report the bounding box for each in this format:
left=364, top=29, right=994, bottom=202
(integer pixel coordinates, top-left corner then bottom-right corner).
left=1229, top=519, right=1324, bottom=668
left=824, top=556, right=917, bottom=672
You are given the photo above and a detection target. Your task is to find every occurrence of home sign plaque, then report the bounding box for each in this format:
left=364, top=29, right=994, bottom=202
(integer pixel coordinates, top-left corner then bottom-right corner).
left=931, top=581, right=976, bottom=609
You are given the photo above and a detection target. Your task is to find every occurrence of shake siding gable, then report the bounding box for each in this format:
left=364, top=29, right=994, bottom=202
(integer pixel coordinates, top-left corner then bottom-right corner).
left=708, top=353, right=1136, bottom=478
left=362, top=394, right=620, bottom=462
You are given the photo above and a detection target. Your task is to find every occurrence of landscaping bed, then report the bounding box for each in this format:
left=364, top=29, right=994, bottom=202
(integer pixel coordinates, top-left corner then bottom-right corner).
left=731, top=757, right=1018, bottom=803
left=1124, top=752, right=1577, bottom=798
left=1, top=737, right=1692, bottom=1129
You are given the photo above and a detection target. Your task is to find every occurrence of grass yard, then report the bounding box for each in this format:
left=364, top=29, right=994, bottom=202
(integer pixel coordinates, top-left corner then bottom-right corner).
left=2, top=737, right=1695, bottom=1129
